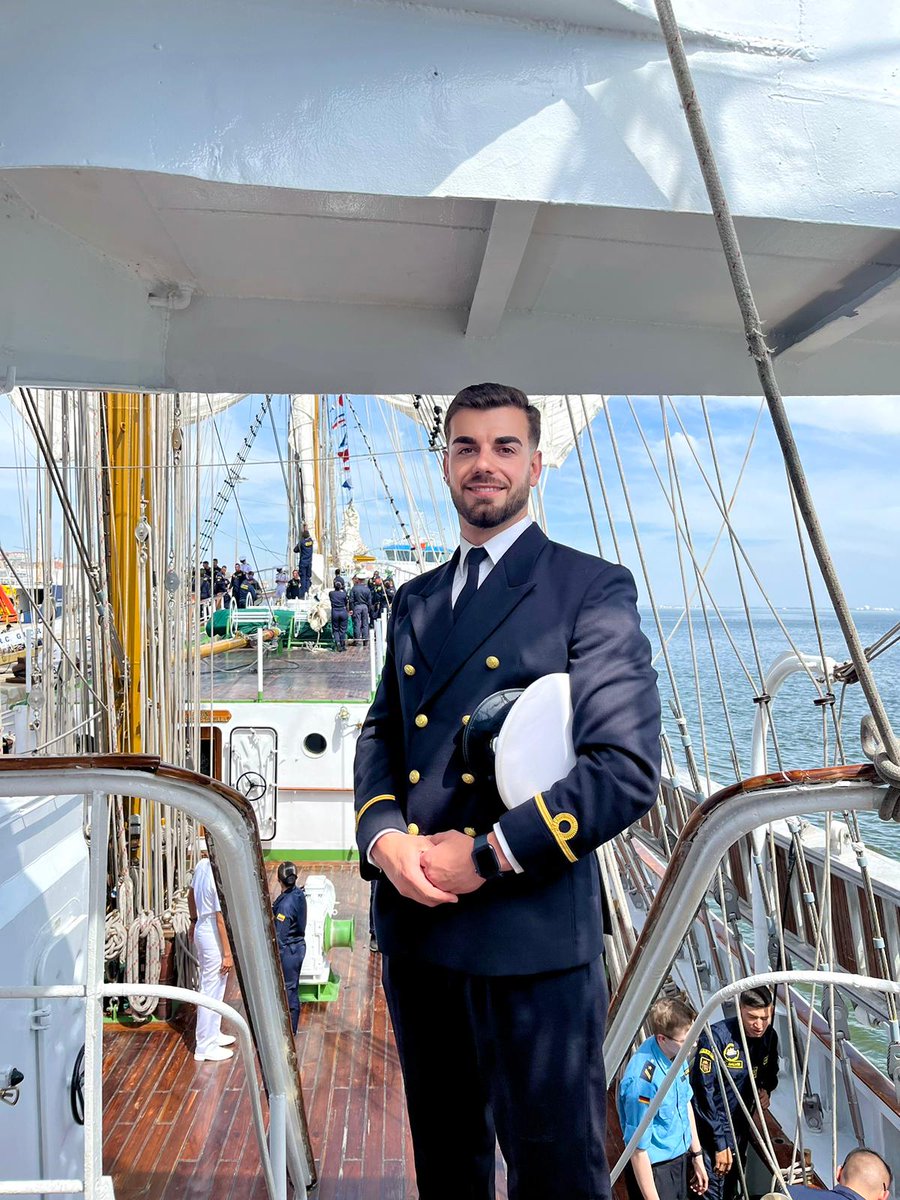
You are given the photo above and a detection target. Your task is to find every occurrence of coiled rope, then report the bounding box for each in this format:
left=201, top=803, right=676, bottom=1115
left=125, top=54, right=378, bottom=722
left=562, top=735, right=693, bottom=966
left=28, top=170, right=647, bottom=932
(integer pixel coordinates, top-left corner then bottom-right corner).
left=124, top=910, right=165, bottom=1018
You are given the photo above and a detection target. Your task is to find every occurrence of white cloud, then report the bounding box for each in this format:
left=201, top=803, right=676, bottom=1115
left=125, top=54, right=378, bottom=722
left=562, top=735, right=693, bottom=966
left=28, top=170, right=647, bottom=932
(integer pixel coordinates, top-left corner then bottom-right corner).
left=782, top=396, right=900, bottom=438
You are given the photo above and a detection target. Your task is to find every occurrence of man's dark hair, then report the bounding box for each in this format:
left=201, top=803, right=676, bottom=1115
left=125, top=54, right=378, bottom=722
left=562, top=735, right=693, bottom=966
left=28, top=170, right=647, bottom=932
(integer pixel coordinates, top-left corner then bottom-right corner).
left=444, top=383, right=541, bottom=449
left=740, top=987, right=774, bottom=1009
left=277, top=861, right=298, bottom=887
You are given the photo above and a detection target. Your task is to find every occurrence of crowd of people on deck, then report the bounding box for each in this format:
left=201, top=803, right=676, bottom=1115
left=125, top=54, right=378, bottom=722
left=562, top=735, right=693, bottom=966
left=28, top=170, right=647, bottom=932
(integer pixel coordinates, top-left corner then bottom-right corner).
left=196, top=557, right=262, bottom=611
left=328, top=569, right=394, bottom=651
left=194, top=517, right=397, bottom=645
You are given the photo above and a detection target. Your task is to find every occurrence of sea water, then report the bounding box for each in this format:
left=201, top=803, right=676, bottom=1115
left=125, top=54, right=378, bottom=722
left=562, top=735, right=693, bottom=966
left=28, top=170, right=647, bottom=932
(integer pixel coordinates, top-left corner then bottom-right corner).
left=646, top=606, right=900, bottom=1069
left=647, top=607, right=900, bottom=856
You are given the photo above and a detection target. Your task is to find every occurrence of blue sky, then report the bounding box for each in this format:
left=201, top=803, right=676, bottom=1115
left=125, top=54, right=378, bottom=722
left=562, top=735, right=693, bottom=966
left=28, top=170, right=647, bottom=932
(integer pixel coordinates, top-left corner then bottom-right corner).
left=1, top=393, right=897, bottom=609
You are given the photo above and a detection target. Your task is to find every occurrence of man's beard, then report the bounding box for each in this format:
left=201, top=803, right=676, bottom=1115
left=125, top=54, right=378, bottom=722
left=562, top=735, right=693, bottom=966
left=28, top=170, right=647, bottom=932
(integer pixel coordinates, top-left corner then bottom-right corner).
left=448, top=475, right=531, bottom=529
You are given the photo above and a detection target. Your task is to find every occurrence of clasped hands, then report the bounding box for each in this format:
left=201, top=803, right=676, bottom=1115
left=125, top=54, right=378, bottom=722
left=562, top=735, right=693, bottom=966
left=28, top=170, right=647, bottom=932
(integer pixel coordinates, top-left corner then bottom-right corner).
left=371, top=829, right=506, bottom=907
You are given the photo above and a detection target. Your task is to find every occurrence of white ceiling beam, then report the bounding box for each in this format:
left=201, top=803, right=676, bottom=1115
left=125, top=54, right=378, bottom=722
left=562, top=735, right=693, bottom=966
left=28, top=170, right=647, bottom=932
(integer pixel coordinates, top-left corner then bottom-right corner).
left=771, top=244, right=900, bottom=358
left=465, top=201, right=539, bottom=340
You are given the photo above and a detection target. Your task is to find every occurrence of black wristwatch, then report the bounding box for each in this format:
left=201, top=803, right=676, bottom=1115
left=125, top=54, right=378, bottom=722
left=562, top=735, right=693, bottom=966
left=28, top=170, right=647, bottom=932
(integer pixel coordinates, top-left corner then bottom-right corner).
left=472, top=833, right=503, bottom=880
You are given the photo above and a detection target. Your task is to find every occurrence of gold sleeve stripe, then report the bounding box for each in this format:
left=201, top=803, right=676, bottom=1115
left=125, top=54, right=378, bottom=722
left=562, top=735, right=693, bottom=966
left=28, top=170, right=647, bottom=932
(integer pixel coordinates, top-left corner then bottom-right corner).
left=534, top=792, right=578, bottom=863
left=355, top=794, right=396, bottom=828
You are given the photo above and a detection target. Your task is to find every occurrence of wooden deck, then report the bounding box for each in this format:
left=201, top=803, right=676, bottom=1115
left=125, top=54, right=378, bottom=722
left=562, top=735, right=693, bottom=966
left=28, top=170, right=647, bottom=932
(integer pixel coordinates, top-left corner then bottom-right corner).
left=103, top=862, right=500, bottom=1199
left=101, top=861, right=633, bottom=1199
left=199, top=642, right=374, bottom=703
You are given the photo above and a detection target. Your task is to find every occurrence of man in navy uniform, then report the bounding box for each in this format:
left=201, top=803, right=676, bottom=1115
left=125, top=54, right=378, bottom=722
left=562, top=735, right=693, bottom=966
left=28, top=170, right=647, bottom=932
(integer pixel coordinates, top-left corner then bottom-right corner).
left=790, top=1149, right=892, bottom=1200
left=272, top=861, right=307, bottom=1034
left=295, top=523, right=315, bottom=597
left=354, top=383, right=661, bottom=1200
left=349, top=574, right=374, bottom=645
left=691, top=988, right=780, bottom=1200
left=618, top=996, right=708, bottom=1200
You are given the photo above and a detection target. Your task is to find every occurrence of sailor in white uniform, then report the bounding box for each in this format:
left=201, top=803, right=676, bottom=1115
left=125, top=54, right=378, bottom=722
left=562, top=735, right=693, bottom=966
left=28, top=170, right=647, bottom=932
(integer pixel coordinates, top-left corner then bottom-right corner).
left=189, top=839, right=237, bottom=1063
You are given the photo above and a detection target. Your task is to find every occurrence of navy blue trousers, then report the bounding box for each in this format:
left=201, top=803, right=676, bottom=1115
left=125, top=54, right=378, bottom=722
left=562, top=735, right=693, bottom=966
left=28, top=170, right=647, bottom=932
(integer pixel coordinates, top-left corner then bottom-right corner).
left=278, top=940, right=305, bottom=1034
left=331, top=612, right=348, bottom=649
left=299, top=559, right=312, bottom=596
left=352, top=604, right=370, bottom=642
left=382, top=954, right=609, bottom=1200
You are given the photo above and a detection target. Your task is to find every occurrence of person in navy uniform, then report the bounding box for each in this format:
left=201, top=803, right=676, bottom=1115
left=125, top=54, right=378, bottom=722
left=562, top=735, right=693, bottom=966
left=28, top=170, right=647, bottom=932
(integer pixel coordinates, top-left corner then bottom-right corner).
left=618, top=996, right=708, bottom=1200
left=329, top=578, right=350, bottom=651
left=691, top=988, right=779, bottom=1200
left=349, top=575, right=374, bottom=645
left=229, top=562, right=246, bottom=607
left=294, top=523, right=315, bottom=597
left=272, top=861, right=307, bottom=1034
left=354, top=383, right=661, bottom=1200
left=213, top=561, right=229, bottom=609
left=790, top=1149, right=892, bottom=1200
left=369, top=572, right=388, bottom=621
left=285, top=569, right=303, bottom=600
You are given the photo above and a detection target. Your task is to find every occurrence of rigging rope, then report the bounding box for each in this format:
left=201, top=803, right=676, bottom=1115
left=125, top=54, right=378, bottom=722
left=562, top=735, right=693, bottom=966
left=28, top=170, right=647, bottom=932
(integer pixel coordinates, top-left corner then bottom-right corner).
left=580, top=396, right=622, bottom=563
left=343, top=394, right=420, bottom=563
left=602, top=399, right=702, bottom=791
left=564, top=396, right=603, bottom=557
left=651, top=0, right=900, bottom=816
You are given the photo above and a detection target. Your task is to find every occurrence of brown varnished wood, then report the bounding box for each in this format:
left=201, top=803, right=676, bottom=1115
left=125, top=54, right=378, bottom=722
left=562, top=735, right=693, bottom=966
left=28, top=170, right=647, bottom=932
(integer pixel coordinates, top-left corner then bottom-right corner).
left=101, top=861, right=523, bottom=1198
left=100, top=863, right=404, bottom=1197
left=198, top=640, right=375, bottom=703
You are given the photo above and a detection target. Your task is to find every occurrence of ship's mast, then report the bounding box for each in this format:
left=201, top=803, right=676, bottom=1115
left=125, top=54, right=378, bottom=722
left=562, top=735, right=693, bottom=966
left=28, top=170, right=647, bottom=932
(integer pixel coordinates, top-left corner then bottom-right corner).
left=102, top=391, right=151, bottom=753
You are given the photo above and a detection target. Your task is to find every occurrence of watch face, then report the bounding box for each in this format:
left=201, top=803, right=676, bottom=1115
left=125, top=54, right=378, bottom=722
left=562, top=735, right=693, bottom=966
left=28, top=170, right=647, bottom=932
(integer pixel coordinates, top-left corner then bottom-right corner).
left=473, top=836, right=501, bottom=880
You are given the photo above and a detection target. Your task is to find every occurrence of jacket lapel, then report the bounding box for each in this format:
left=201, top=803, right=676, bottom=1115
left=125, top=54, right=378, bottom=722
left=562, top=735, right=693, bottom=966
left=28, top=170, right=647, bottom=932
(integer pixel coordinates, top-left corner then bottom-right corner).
left=419, top=523, right=547, bottom=707
left=406, top=553, right=458, bottom=669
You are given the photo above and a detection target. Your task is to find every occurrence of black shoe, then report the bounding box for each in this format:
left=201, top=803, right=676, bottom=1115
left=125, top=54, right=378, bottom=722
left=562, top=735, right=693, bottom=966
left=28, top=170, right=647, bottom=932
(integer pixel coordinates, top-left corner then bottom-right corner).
left=369, top=934, right=379, bottom=953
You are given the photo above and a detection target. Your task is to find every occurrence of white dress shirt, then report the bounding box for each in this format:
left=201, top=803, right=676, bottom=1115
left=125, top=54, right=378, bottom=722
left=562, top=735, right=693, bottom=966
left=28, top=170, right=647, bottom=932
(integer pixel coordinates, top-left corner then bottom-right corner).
left=368, top=516, right=532, bottom=873
left=451, top=516, right=533, bottom=605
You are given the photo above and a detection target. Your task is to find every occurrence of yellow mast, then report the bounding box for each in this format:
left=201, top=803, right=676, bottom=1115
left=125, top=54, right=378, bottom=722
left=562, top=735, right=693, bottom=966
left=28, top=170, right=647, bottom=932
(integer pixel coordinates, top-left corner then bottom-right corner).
left=103, top=391, right=150, bottom=753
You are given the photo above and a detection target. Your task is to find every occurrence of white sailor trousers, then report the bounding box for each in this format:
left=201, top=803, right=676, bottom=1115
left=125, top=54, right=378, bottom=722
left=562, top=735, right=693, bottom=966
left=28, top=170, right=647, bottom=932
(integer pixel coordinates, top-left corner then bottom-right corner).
left=194, top=914, right=228, bottom=1054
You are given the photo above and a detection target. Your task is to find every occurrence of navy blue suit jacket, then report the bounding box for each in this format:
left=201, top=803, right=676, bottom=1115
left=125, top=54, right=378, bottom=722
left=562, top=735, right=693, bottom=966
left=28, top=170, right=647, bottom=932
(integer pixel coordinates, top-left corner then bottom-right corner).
left=353, top=523, right=661, bottom=976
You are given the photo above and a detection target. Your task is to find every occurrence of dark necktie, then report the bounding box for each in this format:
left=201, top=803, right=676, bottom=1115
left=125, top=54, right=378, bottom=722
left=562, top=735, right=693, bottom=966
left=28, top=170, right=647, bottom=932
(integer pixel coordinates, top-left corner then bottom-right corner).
left=453, top=547, right=488, bottom=623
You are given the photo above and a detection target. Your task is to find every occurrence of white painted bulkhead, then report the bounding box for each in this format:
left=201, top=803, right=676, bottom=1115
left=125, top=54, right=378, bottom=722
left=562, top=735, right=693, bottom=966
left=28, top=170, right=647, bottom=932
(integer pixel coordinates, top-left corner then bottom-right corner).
left=0, top=790, right=88, bottom=1186
left=209, top=700, right=366, bottom=856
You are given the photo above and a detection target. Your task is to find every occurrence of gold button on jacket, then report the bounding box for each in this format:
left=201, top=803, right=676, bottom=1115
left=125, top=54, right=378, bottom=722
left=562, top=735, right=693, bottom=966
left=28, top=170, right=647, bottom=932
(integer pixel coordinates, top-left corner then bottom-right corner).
left=404, top=664, right=416, bottom=676
left=485, top=655, right=500, bottom=669
left=407, top=822, right=420, bottom=836
left=415, top=713, right=428, bottom=728
left=408, top=769, right=420, bottom=784
left=461, top=772, right=475, bottom=785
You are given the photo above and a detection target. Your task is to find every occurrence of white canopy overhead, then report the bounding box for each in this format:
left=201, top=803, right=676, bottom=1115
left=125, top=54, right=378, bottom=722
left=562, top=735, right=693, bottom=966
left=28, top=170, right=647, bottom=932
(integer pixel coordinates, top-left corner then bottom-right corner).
left=378, top=394, right=606, bottom=471
left=4, top=1, right=900, bottom=395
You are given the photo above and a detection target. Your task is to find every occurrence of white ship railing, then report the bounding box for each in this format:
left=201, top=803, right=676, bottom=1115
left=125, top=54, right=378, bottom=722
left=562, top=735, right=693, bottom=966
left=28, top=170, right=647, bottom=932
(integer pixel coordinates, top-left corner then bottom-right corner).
left=0, top=983, right=281, bottom=1199
left=0, top=757, right=315, bottom=1200
left=605, top=766, right=886, bottom=1077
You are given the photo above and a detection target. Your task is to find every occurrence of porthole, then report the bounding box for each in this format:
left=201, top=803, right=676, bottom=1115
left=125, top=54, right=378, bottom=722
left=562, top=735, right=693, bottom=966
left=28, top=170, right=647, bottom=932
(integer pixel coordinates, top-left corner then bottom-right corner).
left=303, top=732, right=328, bottom=757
